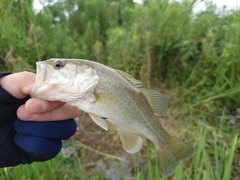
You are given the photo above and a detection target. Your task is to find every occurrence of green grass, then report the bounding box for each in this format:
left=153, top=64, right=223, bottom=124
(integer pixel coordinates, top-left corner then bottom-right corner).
left=0, top=154, right=88, bottom=180
left=1, top=0, right=240, bottom=179
left=1, top=121, right=239, bottom=180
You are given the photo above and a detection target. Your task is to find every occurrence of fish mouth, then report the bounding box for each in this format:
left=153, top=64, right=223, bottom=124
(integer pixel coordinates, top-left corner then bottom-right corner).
left=36, top=61, right=47, bottom=82
left=30, top=61, right=50, bottom=98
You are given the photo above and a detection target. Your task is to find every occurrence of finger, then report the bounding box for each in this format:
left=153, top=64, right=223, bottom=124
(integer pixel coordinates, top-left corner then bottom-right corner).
left=17, top=103, right=81, bottom=121
left=24, top=98, right=64, bottom=114
left=0, top=72, right=35, bottom=99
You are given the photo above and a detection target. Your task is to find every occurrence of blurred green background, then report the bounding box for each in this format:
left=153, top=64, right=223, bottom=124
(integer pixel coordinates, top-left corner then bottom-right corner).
left=0, top=0, right=240, bottom=179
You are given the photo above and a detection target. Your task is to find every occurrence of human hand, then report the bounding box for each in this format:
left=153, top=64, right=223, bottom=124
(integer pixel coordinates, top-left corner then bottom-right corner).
left=0, top=71, right=79, bottom=166
left=0, top=71, right=81, bottom=121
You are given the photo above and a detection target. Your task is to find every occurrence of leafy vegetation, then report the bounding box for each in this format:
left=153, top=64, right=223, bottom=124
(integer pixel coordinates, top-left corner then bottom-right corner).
left=0, top=0, right=240, bottom=179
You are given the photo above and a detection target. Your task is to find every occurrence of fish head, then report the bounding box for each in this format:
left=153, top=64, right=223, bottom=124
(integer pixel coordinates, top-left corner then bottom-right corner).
left=31, top=59, right=99, bottom=102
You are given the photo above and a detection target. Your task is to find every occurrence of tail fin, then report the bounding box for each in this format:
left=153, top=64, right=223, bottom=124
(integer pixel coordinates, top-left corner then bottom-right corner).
left=158, top=136, right=195, bottom=177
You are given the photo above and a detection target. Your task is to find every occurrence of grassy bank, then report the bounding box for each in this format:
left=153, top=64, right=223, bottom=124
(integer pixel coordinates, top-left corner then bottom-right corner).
left=0, top=119, right=239, bottom=179
left=0, top=0, right=240, bottom=179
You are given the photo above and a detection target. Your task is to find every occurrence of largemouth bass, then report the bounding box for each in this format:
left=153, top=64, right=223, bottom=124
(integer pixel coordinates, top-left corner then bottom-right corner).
left=31, top=58, right=194, bottom=177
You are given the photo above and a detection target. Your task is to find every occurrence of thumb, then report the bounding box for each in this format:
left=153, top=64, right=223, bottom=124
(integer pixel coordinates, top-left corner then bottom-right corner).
left=0, top=72, right=35, bottom=99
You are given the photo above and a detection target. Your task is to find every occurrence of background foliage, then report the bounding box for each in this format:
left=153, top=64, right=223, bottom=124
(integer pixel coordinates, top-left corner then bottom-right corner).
left=0, top=0, right=240, bottom=179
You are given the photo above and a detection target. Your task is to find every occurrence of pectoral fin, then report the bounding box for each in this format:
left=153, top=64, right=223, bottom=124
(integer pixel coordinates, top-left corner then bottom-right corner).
left=95, top=93, right=118, bottom=105
left=118, top=128, right=142, bottom=154
left=89, top=113, right=108, bottom=131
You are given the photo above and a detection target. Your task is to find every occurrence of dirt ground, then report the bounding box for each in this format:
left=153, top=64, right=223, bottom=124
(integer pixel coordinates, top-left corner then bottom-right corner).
left=62, top=112, right=182, bottom=179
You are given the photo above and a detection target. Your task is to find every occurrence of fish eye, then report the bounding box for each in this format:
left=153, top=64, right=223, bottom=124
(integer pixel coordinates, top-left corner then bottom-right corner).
left=54, top=60, right=65, bottom=69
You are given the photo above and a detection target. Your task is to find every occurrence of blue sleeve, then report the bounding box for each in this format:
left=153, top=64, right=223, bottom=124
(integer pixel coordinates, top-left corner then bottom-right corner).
left=0, top=72, right=31, bottom=166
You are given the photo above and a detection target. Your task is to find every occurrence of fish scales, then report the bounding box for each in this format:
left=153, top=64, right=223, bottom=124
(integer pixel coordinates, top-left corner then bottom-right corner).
left=31, top=58, right=195, bottom=177
left=83, top=60, right=169, bottom=144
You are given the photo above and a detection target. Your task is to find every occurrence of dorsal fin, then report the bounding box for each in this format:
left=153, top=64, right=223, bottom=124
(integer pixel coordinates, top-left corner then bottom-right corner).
left=141, top=88, right=167, bottom=116
left=115, top=69, right=142, bottom=88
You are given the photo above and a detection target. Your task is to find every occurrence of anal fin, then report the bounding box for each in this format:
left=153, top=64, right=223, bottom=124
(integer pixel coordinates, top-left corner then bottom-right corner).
left=89, top=113, right=108, bottom=131
left=118, top=128, right=142, bottom=154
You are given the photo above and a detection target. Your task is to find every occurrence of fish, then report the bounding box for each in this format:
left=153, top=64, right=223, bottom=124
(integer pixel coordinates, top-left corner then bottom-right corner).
left=31, top=58, right=195, bottom=177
